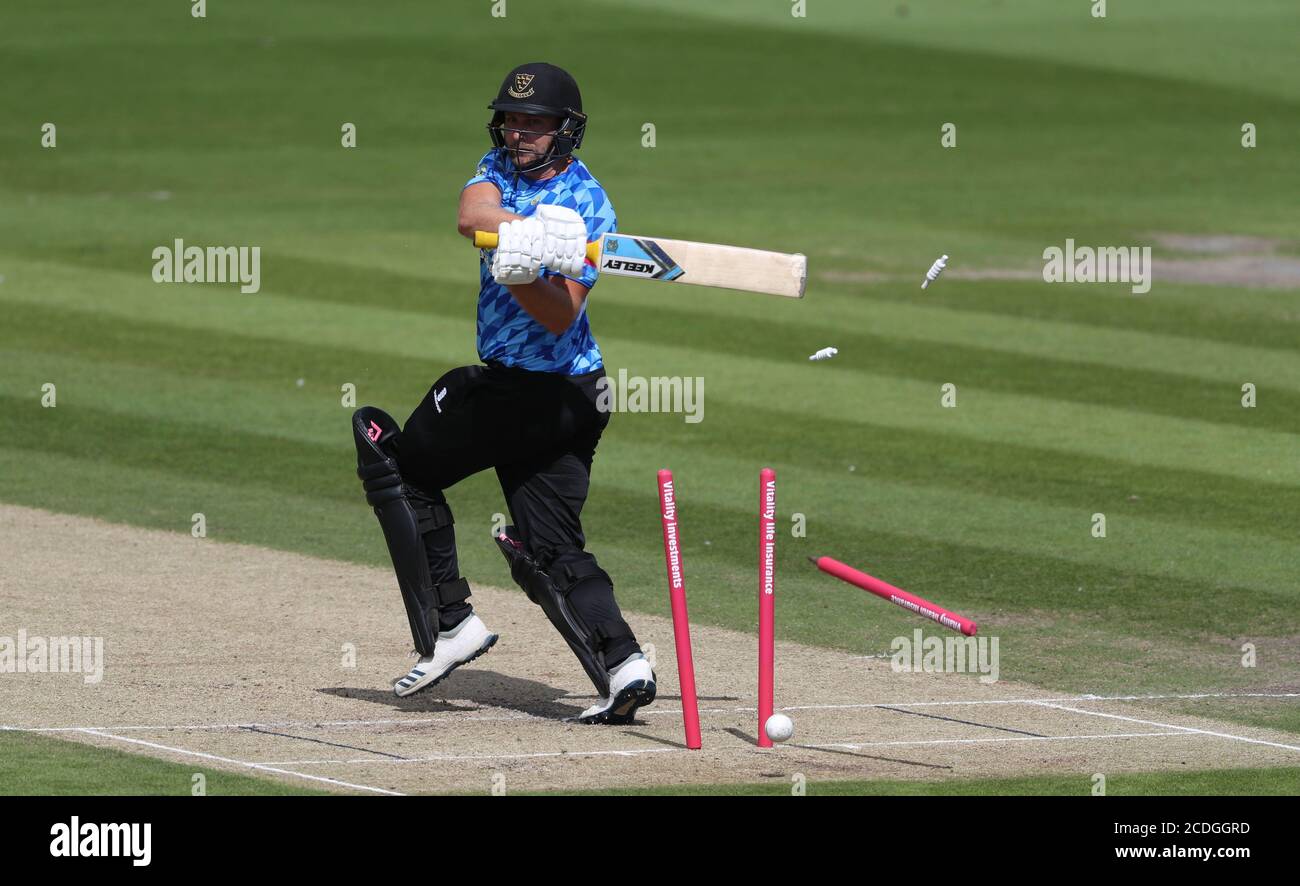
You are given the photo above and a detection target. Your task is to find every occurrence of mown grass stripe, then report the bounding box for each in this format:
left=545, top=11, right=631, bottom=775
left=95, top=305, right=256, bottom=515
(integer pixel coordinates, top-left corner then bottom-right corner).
left=0, top=394, right=358, bottom=506
left=0, top=258, right=470, bottom=361
left=9, top=247, right=1298, bottom=393
left=9, top=343, right=1297, bottom=546
left=600, top=399, right=1300, bottom=543
left=8, top=383, right=1293, bottom=604
left=7, top=257, right=1296, bottom=448
left=815, top=278, right=1300, bottom=355
left=6, top=375, right=1298, bottom=606
left=595, top=439, right=1300, bottom=600
left=5, top=271, right=1296, bottom=487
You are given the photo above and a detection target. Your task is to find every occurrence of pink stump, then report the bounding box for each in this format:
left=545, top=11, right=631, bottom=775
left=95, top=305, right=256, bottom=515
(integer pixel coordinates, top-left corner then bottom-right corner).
left=658, top=469, right=701, bottom=750
left=758, top=468, right=776, bottom=747
left=811, top=556, right=978, bottom=636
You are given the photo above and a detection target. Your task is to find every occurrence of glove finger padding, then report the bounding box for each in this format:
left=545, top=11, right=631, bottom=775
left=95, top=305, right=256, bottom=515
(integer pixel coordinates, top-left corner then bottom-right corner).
left=492, top=218, right=542, bottom=285
left=534, top=204, right=589, bottom=278
left=559, top=250, right=586, bottom=279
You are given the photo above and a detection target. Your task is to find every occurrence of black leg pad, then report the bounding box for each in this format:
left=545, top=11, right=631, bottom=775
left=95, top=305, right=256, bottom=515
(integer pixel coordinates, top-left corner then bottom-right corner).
left=494, top=528, right=612, bottom=697
left=353, top=406, right=462, bottom=657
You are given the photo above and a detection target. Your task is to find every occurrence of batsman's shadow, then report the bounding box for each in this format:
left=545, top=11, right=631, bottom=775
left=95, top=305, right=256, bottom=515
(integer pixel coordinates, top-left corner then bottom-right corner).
left=320, top=668, right=590, bottom=720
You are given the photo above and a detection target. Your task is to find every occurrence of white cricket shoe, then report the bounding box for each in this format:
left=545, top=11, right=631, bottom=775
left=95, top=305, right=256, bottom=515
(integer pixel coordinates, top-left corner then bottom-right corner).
left=393, top=613, right=498, bottom=698
left=577, top=653, right=656, bottom=725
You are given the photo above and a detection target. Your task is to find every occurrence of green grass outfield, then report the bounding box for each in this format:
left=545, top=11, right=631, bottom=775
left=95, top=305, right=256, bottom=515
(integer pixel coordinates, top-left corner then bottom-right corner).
left=2, top=1, right=1298, bottom=793
left=0, top=731, right=328, bottom=796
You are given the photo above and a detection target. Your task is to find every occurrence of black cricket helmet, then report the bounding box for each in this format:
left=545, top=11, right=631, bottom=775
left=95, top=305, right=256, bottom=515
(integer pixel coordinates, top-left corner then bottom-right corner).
left=487, top=62, right=587, bottom=170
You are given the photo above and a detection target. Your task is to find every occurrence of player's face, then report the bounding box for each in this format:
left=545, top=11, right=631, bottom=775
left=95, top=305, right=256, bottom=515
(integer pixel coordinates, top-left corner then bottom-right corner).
left=503, top=112, right=560, bottom=170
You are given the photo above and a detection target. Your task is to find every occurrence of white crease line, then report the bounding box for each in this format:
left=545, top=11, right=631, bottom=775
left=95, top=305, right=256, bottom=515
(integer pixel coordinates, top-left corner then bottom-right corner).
left=773, top=691, right=1300, bottom=714
left=651, top=690, right=1300, bottom=717
left=74, top=728, right=403, bottom=795
left=258, top=731, right=1192, bottom=765
left=790, top=727, right=1190, bottom=748
left=2, top=712, right=545, bottom=733
left=257, top=746, right=685, bottom=766
left=1030, top=702, right=1300, bottom=754
left=4, top=690, right=1295, bottom=734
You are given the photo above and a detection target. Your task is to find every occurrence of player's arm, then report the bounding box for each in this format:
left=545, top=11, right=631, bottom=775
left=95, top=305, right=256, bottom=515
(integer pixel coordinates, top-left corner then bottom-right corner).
left=489, top=205, right=591, bottom=332
left=457, top=182, right=520, bottom=239
left=505, top=276, right=590, bottom=335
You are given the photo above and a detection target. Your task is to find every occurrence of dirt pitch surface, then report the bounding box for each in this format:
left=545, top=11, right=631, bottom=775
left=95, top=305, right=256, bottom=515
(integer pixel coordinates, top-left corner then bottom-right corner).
left=2, top=504, right=1298, bottom=795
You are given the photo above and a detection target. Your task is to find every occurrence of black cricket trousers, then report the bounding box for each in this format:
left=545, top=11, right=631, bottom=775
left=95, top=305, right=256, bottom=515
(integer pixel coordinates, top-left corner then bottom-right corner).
left=393, top=360, right=639, bottom=668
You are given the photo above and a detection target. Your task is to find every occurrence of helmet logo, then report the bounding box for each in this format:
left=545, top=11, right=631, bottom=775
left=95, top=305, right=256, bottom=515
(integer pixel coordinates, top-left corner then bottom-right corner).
left=508, top=73, right=536, bottom=99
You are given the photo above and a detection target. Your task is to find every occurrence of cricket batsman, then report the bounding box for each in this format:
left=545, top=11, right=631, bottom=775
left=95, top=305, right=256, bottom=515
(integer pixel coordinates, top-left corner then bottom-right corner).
left=350, top=62, right=654, bottom=724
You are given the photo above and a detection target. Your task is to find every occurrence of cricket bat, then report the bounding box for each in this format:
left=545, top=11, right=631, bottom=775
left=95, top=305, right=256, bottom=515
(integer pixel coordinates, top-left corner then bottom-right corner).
left=473, top=230, right=807, bottom=299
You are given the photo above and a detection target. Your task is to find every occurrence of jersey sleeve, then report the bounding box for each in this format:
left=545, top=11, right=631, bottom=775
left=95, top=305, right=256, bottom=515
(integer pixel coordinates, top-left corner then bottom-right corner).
left=464, top=150, right=508, bottom=191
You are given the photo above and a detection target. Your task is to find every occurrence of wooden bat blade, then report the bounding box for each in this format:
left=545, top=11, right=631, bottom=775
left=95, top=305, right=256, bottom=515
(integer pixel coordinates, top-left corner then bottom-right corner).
left=596, top=234, right=806, bottom=298
left=472, top=230, right=807, bottom=298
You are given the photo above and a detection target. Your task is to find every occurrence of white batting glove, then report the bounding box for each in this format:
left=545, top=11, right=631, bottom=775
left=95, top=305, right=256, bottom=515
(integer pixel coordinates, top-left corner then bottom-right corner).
left=491, top=218, right=545, bottom=285
left=534, top=203, right=589, bottom=278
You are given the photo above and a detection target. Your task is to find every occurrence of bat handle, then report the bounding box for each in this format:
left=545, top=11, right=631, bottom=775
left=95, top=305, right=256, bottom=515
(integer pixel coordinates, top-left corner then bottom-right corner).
left=473, top=231, right=601, bottom=262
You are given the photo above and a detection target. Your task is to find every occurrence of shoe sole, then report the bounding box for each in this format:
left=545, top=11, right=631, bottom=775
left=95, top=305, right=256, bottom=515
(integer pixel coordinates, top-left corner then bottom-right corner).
left=578, top=679, right=657, bottom=725
left=393, top=634, right=498, bottom=698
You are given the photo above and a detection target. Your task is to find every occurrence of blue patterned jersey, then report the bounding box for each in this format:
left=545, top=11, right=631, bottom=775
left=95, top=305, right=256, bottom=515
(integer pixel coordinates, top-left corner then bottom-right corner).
left=465, top=149, right=617, bottom=375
